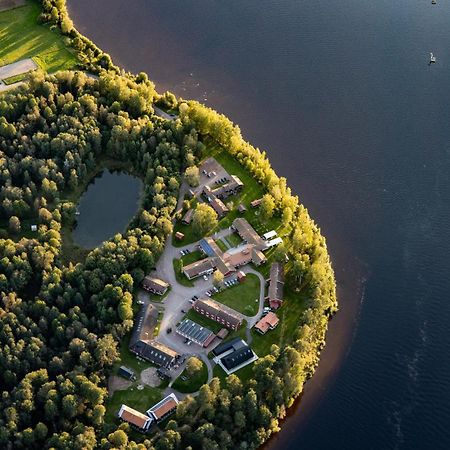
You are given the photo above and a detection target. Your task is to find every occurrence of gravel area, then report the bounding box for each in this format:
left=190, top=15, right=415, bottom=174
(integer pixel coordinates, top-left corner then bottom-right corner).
left=108, top=375, right=132, bottom=396
left=140, top=367, right=161, bottom=387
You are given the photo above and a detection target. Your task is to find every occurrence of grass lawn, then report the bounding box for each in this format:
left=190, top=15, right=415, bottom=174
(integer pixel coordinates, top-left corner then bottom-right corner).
left=173, top=258, right=194, bottom=287
left=215, top=238, right=228, bottom=252
left=225, top=233, right=243, bottom=248
left=181, top=249, right=203, bottom=266
left=0, top=1, right=78, bottom=72
left=183, top=309, right=224, bottom=334
left=250, top=287, right=308, bottom=357
left=212, top=274, right=260, bottom=316
left=148, top=287, right=171, bottom=303
left=172, top=361, right=208, bottom=393
left=105, top=385, right=162, bottom=425
left=172, top=220, right=200, bottom=247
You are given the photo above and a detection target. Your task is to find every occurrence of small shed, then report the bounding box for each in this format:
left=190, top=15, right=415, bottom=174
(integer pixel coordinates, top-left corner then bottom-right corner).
left=237, top=271, right=246, bottom=283
left=175, top=231, right=185, bottom=241
left=238, top=203, right=247, bottom=214
left=118, top=366, right=136, bottom=381
left=217, top=328, right=229, bottom=340
left=30, top=224, right=37, bottom=232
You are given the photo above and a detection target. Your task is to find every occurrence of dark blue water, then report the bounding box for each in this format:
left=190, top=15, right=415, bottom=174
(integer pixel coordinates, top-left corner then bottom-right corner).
left=73, top=170, right=142, bottom=248
left=67, top=1, right=450, bottom=448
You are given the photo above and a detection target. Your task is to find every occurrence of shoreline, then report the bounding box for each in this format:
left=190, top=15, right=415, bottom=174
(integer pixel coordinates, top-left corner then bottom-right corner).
left=45, top=2, right=356, bottom=446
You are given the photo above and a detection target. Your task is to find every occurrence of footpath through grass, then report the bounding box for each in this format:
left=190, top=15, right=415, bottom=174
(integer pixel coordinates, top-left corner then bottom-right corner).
left=0, top=1, right=77, bottom=72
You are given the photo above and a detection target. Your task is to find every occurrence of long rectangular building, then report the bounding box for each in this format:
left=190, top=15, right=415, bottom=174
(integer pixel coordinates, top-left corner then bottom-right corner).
left=118, top=405, right=152, bottom=431
left=176, top=319, right=215, bottom=347
left=193, top=298, right=242, bottom=330
left=266, top=262, right=285, bottom=310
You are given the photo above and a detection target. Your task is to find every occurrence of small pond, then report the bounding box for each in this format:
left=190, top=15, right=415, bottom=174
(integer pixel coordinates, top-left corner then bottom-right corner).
left=72, top=170, right=143, bottom=248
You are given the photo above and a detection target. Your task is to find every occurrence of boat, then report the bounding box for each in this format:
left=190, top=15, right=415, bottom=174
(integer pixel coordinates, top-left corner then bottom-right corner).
left=430, top=52, right=436, bottom=64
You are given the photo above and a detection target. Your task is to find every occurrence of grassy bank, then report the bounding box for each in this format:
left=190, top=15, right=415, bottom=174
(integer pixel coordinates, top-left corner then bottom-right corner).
left=172, top=361, right=208, bottom=393
left=0, top=1, right=77, bottom=72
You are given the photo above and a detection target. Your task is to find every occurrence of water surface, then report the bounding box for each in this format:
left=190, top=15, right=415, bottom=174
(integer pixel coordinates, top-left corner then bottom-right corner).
left=73, top=170, right=142, bottom=248
left=67, top=1, right=450, bottom=448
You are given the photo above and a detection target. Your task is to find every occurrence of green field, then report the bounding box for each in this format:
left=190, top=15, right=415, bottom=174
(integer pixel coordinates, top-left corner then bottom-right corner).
left=181, top=249, right=203, bottom=266
left=0, top=1, right=77, bottom=72
left=172, top=360, right=208, bottom=393
left=213, top=273, right=260, bottom=316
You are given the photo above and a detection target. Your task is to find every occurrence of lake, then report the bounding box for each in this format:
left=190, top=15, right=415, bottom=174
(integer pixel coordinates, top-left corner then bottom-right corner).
left=67, top=0, right=450, bottom=448
left=73, top=170, right=142, bottom=248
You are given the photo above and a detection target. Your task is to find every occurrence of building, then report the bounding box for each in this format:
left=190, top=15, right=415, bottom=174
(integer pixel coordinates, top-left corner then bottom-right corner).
left=176, top=319, right=216, bottom=347
left=175, top=231, right=185, bottom=241
left=266, top=263, right=285, bottom=309
left=193, top=298, right=242, bottom=330
left=254, top=312, right=280, bottom=334
left=129, top=304, right=179, bottom=367
left=232, top=218, right=266, bottom=250
left=146, top=394, right=179, bottom=423
left=203, top=185, right=229, bottom=217
left=266, top=237, right=283, bottom=248
left=238, top=203, right=247, bottom=213
left=217, top=328, right=229, bottom=340
left=209, top=197, right=229, bottom=217
left=212, top=338, right=258, bottom=375
left=183, top=257, right=215, bottom=279
left=118, top=366, right=136, bottom=380
left=220, top=244, right=266, bottom=268
left=211, top=175, right=244, bottom=199
left=118, top=405, right=152, bottom=432
left=262, top=230, right=277, bottom=240
left=182, top=209, right=194, bottom=225
left=142, top=276, right=169, bottom=295
left=237, top=271, right=246, bottom=282
left=250, top=198, right=263, bottom=208
left=199, top=237, right=223, bottom=258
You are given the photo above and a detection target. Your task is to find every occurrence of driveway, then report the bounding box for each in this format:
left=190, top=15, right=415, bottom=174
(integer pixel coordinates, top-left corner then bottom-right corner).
left=0, top=58, right=37, bottom=80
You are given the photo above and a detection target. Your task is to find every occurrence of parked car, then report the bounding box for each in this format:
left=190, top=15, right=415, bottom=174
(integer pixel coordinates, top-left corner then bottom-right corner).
left=189, top=299, right=195, bottom=304
left=180, top=250, right=185, bottom=256
left=184, top=338, right=189, bottom=343
left=206, top=291, right=212, bottom=297
left=166, top=328, right=172, bottom=334
left=193, top=295, right=198, bottom=300
left=187, top=341, right=192, bottom=346
left=185, top=248, right=191, bottom=254
left=181, top=309, right=186, bottom=313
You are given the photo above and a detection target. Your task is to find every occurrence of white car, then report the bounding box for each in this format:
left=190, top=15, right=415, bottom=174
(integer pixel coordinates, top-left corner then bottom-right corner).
left=203, top=274, right=208, bottom=281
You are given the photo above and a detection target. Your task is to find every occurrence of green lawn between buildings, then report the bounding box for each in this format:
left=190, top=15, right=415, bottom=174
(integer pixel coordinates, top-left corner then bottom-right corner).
left=172, top=361, right=208, bottom=393
left=183, top=309, right=223, bottom=334
left=172, top=258, right=194, bottom=287
left=0, top=1, right=77, bottom=73
left=212, top=273, right=260, bottom=316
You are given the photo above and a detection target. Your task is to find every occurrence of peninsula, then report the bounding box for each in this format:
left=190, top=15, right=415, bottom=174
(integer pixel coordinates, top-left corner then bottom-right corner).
left=0, top=1, right=337, bottom=448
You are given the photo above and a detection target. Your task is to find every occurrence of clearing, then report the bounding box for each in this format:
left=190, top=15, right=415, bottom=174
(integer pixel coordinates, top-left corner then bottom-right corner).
left=0, top=1, right=77, bottom=72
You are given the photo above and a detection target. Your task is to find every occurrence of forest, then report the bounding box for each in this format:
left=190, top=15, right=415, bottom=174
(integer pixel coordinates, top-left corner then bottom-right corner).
left=0, top=1, right=337, bottom=449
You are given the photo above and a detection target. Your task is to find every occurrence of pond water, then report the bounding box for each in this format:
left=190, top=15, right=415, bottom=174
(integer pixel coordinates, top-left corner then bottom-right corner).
left=72, top=170, right=143, bottom=248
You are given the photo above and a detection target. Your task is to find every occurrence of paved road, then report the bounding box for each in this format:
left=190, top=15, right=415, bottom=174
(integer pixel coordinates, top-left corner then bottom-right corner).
left=0, top=58, right=37, bottom=80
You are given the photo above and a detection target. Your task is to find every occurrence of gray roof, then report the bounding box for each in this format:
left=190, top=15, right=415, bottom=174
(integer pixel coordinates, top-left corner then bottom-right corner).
left=176, top=319, right=214, bottom=345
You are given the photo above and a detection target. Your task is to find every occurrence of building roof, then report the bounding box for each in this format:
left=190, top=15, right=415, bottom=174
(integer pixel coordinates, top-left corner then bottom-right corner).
left=199, top=237, right=223, bottom=257
left=147, top=394, right=179, bottom=421
left=213, top=337, right=246, bottom=356
left=222, top=244, right=253, bottom=267
left=175, top=231, right=185, bottom=240
left=238, top=203, right=247, bottom=213
left=262, top=230, right=277, bottom=240
left=118, top=366, right=135, bottom=379
left=118, top=405, right=152, bottom=430
left=142, top=276, right=169, bottom=293
left=183, top=257, right=216, bottom=279
left=210, top=197, right=229, bottom=216
left=129, top=303, right=158, bottom=349
left=217, top=328, right=229, bottom=339
left=254, top=312, right=280, bottom=334
left=176, top=319, right=215, bottom=346
left=211, top=175, right=244, bottom=198
left=221, top=346, right=254, bottom=370
left=232, top=218, right=266, bottom=249
left=182, top=209, right=194, bottom=224
left=250, top=198, right=263, bottom=208
left=194, top=298, right=242, bottom=329
left=268, top=263, right=284, bottom=303
left=266, top=237, right=283, bottom=247
left=252, top=248, right=267, bottom=265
